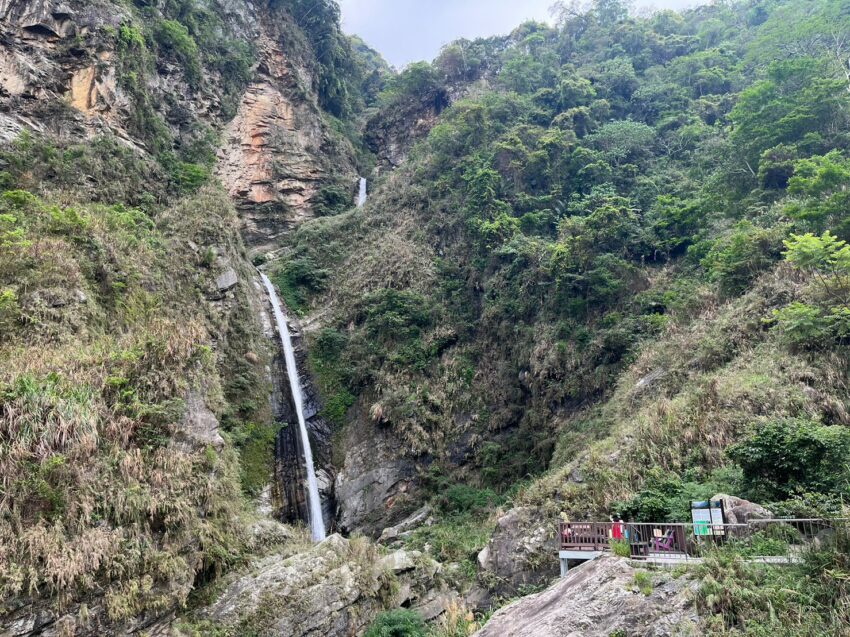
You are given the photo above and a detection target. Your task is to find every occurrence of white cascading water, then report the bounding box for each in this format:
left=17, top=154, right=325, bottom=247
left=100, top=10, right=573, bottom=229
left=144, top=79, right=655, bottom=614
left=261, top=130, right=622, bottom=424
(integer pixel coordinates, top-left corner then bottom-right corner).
left=260, top=273, right=326, bottom=542
left=357, top=177, right=367, bottom=207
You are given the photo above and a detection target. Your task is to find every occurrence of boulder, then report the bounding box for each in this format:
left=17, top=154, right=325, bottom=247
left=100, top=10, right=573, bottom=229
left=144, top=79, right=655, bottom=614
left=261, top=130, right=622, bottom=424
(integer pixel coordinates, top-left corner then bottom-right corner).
left=712, top=494, right=773, bottom=525
left=474, top=556, right=699, bottom=637
left=477, top=507, right=558, bottom=596
left=216, top=267, right=239, bottom=292
left=174, top=389, right=225, bottom=451
left=379, top=505, right=433, bottom=544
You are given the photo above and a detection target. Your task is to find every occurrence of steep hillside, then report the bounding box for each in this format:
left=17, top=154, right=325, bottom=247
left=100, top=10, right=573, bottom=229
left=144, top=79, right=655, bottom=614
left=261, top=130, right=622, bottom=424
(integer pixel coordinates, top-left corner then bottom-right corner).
left=271, top=0, right=850, bottom=628
left=0, top=0, right=391, bottom=633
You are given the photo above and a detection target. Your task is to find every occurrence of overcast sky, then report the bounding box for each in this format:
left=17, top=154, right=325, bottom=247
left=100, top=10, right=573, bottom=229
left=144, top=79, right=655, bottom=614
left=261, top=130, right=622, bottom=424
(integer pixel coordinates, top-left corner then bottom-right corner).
left=339, top=0, right=704, bottom=68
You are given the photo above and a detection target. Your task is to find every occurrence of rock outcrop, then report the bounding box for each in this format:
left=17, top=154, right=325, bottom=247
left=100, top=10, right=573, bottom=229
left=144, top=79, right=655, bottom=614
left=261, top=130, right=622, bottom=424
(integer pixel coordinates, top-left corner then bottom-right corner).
left=364, top=91, right=447, bottom=173
left=197, top=533, right=453, bottom=637
left=477, top=507, right=558, bottom=596
left=712, top=494, right=773, bottom=525
left=475, top=556, right=699, bottom=637
left=335, top=416, right=418, bottom=536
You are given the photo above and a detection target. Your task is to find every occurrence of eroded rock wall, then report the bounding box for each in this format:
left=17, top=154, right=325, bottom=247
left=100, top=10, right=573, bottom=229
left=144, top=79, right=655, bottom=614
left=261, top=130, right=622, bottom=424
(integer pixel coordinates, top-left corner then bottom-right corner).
left=217, top=5, right=358, bottom=254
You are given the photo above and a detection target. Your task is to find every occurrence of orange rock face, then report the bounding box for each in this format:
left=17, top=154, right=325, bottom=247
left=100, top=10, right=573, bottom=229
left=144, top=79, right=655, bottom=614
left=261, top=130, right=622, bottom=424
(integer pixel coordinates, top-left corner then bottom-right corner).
left=217, top=31, right=356, bottom=249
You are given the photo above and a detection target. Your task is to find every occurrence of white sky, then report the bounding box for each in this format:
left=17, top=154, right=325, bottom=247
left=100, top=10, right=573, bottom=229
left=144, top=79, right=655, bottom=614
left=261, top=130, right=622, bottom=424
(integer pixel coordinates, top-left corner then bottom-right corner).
left=339, top=0, right=705, bottom=68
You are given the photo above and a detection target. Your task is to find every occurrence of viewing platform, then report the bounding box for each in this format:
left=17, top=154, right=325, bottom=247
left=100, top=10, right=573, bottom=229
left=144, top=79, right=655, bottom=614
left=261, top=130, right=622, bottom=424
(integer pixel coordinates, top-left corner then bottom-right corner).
left=557, top=518, right=845, bottom=575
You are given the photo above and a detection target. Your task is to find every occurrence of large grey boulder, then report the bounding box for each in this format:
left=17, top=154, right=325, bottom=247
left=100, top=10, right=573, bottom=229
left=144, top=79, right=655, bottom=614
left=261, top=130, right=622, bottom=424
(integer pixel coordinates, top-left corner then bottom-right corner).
left=477, top=507, right=558, bottom=596
left=712, top=494, right=773, bottom=525
left=475, top=556, right=699, bottom=637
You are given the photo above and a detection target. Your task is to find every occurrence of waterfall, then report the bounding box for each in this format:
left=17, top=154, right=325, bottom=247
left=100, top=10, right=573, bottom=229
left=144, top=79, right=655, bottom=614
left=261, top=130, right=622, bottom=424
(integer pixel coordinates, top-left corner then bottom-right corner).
left=260, top=273, right=326, bottom=542
left=357, top=177, right=367, bottom=207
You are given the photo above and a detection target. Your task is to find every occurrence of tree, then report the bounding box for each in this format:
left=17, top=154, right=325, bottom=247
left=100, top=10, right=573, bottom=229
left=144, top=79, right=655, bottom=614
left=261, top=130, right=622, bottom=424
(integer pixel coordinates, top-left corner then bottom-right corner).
left=785, top=151, right=850, bottom=236
left=729, top=419, right=850, bottom=502
left=783, top=231, right=850, bottom=304
left=731, top=58, right=849, bottom=169
left=586, top=120, right=655, bottom=166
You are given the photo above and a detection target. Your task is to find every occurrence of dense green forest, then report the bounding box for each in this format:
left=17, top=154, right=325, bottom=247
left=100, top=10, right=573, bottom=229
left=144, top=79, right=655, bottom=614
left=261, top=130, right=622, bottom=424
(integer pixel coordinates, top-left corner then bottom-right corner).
left=285, top=0, right=850, bottom=510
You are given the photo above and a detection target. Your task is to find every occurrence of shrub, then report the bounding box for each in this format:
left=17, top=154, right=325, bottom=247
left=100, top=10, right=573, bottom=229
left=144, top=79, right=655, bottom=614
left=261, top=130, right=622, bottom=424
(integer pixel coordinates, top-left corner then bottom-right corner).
left=273, top=257, right=329, bottom=314
left=611, top=539, right=631, bottom=557
left=728, top=418, right=850, bottom=502
left=434, top=484, right=500, bottom=515
left=770, top=302, right=832, bottom=348
left=313, top=182, right=353, bottom=217
left=364, top=610, right=426, bottom=637
left=361, top=289, right=432, bottom=341
left=632, top=570, right=653, bottom=596
left=154, top=19, right=201, bottom=84
left=702, top=221, right=785, bottom=297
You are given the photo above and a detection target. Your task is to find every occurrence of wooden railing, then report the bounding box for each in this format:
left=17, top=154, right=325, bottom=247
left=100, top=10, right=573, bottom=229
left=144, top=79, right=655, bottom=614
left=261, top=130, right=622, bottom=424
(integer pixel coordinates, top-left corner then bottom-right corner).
left=559, top=518, right=848, bottom=561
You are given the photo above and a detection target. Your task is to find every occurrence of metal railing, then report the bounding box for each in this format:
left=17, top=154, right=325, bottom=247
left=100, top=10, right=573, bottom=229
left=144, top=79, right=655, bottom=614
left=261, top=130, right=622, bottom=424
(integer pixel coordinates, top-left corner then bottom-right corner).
left=559, top=518, right=848, bottom=562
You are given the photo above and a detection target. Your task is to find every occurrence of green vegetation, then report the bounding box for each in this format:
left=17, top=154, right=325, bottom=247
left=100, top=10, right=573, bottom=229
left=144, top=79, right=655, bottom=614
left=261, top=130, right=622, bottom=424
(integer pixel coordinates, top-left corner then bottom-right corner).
left=4, top=0, right=850, bottom=632
left=698, top=525, right=850, bottom=635
left=365, top=605, right=484, bottom=637
left=0, top=175, right=267, bottom=624
left=365, top=610, right=427, bottom=637
left=282, top=0, right=850, bottom=515
left=268, top=2, right=850, bottom=626
left=270, top=0, right=386, bottom=117
left=631, top=570, right=654, bottom=596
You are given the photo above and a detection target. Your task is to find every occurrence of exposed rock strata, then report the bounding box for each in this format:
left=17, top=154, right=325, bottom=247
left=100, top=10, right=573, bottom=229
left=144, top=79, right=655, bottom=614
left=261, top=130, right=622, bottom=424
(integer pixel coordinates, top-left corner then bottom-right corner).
left=217, top=12, right=358, bottom=253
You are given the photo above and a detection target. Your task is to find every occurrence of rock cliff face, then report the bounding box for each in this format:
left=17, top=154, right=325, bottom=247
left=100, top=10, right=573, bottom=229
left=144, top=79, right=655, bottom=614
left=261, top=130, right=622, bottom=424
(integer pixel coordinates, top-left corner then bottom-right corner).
left=268, top=311, right=338, bottom=530
left=364, top=91, right=447, bottom=173
left=335, top=415, right=418, bottom=535
left=475, top=557, right=699, bottom=637
left=217, top=5, right=358, bottom=254
left=0, top=0, right=129, bottom=143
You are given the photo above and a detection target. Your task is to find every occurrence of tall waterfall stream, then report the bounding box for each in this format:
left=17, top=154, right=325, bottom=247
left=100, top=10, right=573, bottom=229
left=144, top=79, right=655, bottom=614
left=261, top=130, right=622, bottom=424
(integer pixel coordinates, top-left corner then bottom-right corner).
left=357, top=177, right=367, bottom=207
left=260, top=273, right=326, bottom=542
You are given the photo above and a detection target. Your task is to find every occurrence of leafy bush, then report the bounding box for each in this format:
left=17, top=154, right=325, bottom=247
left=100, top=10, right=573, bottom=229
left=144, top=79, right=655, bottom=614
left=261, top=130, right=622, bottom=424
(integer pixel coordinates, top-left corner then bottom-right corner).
left=364, top=610, right=426, bottom=637
left=770, top=232, right=850, bottom=348
left=361, top=289, right=432, bottom=341
left=611, top=539, right=631, bottom=557
left=313, top=181, right=354, bottom=216
left=434, top=484, right=500, bottom=516
left=273, top=256, right=329, bottom=314
left=702, top=221, right=785, bottom=297
left=154, top=19, right=201, bottom=84
left=728, top=418, right=850, bottom=502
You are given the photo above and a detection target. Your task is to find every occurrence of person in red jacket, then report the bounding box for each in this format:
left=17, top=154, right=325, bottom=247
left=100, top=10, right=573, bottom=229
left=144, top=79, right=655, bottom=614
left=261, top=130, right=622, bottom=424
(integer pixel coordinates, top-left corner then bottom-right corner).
left=611, top=515, right=625, bottom=540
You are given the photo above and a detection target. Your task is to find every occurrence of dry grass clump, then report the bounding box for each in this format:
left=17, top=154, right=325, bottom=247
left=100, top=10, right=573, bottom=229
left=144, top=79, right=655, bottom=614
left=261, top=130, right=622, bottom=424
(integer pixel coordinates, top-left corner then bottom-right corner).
left=0, top=186, right=260, bottom=625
